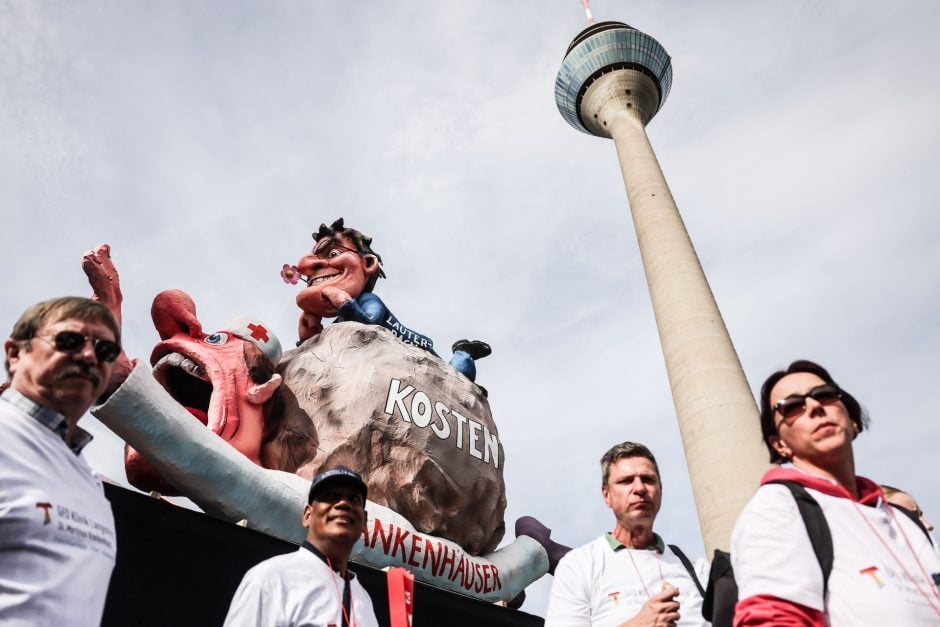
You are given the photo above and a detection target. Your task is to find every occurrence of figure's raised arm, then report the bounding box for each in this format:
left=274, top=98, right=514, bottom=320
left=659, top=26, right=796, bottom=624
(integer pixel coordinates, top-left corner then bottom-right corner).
left=82, top=244, right=123, bottom=329
left=82, top=244, right=134, bottom=398
left=298, top=312, right=323, bottom=343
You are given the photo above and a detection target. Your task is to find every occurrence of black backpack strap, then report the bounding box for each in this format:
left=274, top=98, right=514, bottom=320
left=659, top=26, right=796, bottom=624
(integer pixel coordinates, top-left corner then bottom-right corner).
left=888, top=502, right=934, bottom=545
left=668, top=543, right=705, bottom=597
left=766, top=480, right=834, bottom=596
left=701, top=549, right=735, bottom=626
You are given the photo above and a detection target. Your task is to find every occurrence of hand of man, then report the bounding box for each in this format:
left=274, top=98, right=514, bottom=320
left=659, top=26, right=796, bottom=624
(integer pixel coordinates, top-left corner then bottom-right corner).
left=621, top=583, right=680, bottom=627
left=320, top=286, right=352, bottom=309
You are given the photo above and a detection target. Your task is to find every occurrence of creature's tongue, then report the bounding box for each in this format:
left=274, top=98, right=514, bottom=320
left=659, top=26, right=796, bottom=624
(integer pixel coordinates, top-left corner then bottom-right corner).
left=186, top=407, right=209, bottom=426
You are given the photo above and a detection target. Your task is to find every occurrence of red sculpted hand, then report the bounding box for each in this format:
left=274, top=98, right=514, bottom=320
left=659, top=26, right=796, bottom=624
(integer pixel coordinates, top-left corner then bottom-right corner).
left=320, top=286, right=352, bottom=309
left=82, top=244, right=134, bottom=399
left=621, top=583, right=680, bottom=627
left=82, top=244, right=123, bottom=329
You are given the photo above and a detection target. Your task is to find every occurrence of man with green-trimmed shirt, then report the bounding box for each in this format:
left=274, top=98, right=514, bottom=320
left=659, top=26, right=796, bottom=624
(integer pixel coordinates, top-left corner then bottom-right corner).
left=545, top=442, right=708, bottom=627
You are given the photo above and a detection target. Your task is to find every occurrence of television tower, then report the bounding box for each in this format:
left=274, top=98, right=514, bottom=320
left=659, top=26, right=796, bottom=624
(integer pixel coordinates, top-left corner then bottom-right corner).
left=555, top=21, right=768, bottom=553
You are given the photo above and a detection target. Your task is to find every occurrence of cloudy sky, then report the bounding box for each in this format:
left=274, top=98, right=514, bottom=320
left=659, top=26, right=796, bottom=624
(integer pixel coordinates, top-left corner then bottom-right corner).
left=3, top=0, right=939, bottom=616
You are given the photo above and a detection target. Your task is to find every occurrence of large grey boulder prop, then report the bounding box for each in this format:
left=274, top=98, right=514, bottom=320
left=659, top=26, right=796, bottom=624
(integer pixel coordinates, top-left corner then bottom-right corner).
left=272, top=322, right=506, bottom=555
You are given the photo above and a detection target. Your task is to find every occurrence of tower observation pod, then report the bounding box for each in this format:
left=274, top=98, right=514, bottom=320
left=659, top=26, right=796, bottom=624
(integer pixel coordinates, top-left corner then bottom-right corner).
left=556, top=21, right=768, bottom=554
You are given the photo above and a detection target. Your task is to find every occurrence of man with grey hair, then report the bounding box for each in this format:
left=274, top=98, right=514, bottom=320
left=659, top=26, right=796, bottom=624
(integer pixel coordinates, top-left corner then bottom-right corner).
left=0, top=297, right=120, bottom=626
left=545, top=441, right=708, bottom=626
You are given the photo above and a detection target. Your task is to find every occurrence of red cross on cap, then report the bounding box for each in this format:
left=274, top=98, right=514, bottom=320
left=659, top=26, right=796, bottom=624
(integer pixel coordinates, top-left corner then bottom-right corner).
left=221, top=315, right=282, bottom=366
left=247, top=322, right=269, bottom=342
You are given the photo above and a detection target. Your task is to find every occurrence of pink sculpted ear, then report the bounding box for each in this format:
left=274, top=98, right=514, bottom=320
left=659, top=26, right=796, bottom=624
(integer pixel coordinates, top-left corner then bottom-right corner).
left=151, top=290, right=203, bottom=340
left=247, top=374, right=282, bottom=405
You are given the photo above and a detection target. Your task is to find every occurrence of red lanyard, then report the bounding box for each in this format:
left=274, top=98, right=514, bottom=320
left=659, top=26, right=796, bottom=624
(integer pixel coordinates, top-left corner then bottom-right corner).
left=326, top=558, right=354, bottom=627
left=625, top=546, right=665, bottom=599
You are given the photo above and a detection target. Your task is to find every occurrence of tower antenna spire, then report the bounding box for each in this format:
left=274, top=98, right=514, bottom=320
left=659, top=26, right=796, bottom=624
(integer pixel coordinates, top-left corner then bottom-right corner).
left=580, top=0, right=596, bottom=25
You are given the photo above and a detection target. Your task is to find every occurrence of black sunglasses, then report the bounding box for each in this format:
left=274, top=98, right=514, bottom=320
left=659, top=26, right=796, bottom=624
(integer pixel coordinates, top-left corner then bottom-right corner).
left=773, top=384, right=842, bottom=422
left=36, top=331, right=121, bottom=363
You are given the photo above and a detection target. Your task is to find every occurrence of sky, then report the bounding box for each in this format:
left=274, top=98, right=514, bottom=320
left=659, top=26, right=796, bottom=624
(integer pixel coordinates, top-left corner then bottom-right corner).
left=3, top=0, right=939, bottom=617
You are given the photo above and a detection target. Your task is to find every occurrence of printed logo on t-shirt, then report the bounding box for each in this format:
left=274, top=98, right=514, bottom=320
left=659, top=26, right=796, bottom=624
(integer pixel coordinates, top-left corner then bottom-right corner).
left=35, top=502, right=53, bottom=524
left=49, top=503, right=116, bottom=557
left=859, top=565, right=885, bottom=588
left=606, top=591, right=621, bottom=605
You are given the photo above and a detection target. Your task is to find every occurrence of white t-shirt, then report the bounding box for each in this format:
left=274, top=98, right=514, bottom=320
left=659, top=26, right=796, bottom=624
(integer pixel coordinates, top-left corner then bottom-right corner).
left=224, top=546, right=380, bottom=627
left=545, top=533, right=709, bottom=626
left=732, top=467, right=940, bottom=625
left=0, top=391, right=117, bottom=627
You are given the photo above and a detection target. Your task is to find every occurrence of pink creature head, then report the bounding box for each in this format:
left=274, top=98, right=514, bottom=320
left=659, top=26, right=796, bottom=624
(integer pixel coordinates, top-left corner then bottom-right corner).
left=124, top=289, right=283, bottom=494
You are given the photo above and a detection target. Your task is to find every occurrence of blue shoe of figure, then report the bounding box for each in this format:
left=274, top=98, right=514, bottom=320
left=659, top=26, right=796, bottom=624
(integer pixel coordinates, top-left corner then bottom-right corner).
left=450, top=339, right=491, bottom=384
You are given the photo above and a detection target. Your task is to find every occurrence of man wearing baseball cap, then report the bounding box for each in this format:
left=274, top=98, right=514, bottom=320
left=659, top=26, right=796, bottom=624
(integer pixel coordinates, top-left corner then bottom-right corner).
left=224, top=465, right=379, bottom=627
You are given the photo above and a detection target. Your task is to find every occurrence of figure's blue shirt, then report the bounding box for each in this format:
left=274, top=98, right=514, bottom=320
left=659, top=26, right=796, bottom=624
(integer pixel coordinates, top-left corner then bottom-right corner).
left=337, top=292, right=438, bottom=356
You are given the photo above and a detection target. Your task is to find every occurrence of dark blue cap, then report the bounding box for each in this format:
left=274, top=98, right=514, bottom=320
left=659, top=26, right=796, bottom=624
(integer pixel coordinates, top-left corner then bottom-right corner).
left=308, top=465, right=367, bottom=503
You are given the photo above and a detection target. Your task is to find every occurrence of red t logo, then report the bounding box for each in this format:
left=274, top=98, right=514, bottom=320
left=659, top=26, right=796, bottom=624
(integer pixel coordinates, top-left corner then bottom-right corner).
left=35, top=502, right=53, bottom=524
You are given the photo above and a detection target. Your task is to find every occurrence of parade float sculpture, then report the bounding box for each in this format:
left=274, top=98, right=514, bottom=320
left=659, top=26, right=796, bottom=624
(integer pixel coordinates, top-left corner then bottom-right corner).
left=84, top=224, right=567, bottom=603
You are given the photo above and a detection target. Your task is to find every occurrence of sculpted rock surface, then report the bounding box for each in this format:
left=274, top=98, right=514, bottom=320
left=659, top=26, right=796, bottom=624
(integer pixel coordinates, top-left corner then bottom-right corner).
left=273, top=322, right=506, bottom=555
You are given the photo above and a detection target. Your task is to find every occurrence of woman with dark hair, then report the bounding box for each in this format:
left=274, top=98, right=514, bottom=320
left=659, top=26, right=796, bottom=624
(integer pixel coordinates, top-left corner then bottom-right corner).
left=730, top=360, right=940, bottom=625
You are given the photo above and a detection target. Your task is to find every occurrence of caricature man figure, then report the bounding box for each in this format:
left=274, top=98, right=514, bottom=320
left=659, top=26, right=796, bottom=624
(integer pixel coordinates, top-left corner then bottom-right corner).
left=294, top=218, right=490, bottom=382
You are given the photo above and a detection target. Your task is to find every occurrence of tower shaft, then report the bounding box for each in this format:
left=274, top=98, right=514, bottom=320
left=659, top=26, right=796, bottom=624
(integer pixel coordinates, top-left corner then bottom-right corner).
left=557, top=22, right=770, bottom=554
left=590, top=70, right=767, bottom=553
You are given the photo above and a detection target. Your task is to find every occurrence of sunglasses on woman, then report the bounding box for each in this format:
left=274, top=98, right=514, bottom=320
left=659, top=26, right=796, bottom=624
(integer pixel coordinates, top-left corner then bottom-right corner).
left=773, top=384, right=842, bottom=422
left=36, top=331, right=122, bottom=363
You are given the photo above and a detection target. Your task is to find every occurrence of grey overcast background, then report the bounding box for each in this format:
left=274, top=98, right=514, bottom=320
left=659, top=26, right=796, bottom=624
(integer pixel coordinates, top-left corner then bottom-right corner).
left=3, top=0, right=938, bottom=616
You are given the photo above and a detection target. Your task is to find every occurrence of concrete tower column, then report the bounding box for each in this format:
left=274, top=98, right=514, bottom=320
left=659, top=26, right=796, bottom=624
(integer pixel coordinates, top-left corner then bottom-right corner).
left=556, top=23, right=768, bottom=553
left=606, top=93, right=768, bottom=553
